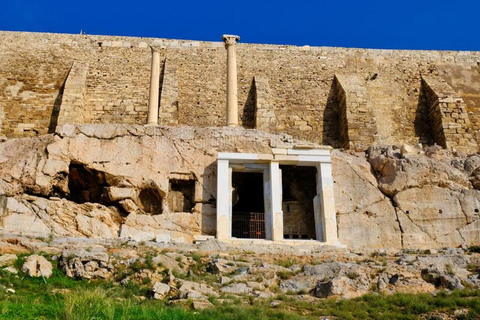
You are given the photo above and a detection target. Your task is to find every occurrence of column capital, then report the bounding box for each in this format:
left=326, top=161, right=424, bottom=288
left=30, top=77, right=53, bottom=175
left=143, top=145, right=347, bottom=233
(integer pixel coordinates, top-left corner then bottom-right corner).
left=149, top=46, right=164, bottom=53
left=222, top=34, right=240, bottom=47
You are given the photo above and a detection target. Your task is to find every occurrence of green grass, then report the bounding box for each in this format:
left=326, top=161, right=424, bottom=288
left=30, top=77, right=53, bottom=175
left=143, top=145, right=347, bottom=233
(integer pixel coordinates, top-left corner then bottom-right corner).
left=0, top=266, right=479, bottom=319
left=275, top=259, right=294, bottom=268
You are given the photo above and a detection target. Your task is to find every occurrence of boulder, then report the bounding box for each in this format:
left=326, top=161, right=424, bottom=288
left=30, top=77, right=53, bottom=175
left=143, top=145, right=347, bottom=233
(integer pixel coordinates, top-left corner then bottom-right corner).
left=0, top=254, right=17, bottom=267
left=192, top=299, right=214, bottom=310
left=313, top=276, right=351, bottom=298
left=152, top=282, right=170, bottom=300
left=421, top=267, right=465, bottom=290
left=178, top=280, right=218, bottom=299
left=21, top=254, right=52, bottom=278
left=280, top=276, right=313, bottom=293
left=60, top=248, right=112, bottom=279
left=207, top=258, right=237, bottom=274
left=220, top=282, right=252, bottom=295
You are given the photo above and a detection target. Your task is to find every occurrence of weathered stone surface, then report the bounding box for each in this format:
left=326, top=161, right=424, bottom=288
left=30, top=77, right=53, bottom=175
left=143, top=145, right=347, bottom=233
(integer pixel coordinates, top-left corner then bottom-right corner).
left=107, top=187, right=136, bottom=201
left=60, top=248, right=112, bottom=279
left=220, top=282, right=252, bottom=295
left=368, top=147, right=470, bottom=196
left=178, top=280, right=218, bottom=299
left=192, top=299, right=214, bottom=310
left=313, top=276, right=351, bottom=298
left=0, top=124, right=478, bottom=250
left=333, top=151, right=401, bottom=249
left=152, top=282, right=170, bottom=300
left=394, top=187, right=479, bottom=248
left=21, top=254, right=52, bottom=278
left=207, top=258, right=237, bottom=274
left=0, top=254, right=17, bottom=267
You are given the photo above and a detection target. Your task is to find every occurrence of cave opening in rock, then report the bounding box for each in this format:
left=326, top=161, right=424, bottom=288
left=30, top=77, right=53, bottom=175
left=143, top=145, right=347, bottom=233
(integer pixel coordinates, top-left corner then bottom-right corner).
left=231, top=171, right=265, bottom=239
left=281, top=165, right=317, bottom=240
left=138, top=187, right=163, bottom=215
left=68, top=163, right=111, bottom=205
left=168, top=179, right=195, bottom=212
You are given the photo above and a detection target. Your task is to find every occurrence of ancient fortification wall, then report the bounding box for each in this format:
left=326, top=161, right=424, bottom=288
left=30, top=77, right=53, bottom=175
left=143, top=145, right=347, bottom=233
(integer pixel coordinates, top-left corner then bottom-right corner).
left=1, top=31, right=480, bottom=152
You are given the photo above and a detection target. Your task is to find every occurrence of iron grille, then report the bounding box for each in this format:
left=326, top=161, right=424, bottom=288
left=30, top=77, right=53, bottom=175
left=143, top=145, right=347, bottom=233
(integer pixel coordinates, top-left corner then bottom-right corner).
left=232, top=212, right=265, bottom=239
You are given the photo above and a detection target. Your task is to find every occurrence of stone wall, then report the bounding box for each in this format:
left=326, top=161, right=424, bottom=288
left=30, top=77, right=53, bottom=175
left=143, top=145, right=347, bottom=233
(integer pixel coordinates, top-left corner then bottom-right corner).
left=1, top=31, right=480, bottom=152
left=422, top=75, right=477, bottom=153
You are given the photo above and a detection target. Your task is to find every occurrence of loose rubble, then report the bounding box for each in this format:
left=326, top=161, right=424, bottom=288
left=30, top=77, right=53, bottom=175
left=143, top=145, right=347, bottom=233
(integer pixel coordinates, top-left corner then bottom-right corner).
left=0, top=236, right=478, bottom=307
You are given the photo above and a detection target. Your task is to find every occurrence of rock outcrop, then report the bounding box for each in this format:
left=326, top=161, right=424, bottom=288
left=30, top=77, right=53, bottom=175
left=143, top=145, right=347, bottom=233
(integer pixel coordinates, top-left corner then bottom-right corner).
left=333, top=145, right=480, bottom=249
left=21, top=254, right=53, bottom=278
left=0, top=125, right=478, bottom=249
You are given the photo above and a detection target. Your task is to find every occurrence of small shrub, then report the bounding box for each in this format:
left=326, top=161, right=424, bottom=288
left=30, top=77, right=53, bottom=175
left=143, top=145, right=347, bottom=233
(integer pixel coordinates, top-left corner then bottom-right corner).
left=446, top=264, right=455, bottom=276
left=347, top=272, right=359, bottom=280
left=466, top=263, right=478, bottom=273
left=145, top=253, right=155, bottom=270
left=286, top=290, right=296, bottom=296
left=277, top=271, right=292, bottom=280
left=276, top=259, right=294, bottom=268
left=191, top=252, right=202, bottom=262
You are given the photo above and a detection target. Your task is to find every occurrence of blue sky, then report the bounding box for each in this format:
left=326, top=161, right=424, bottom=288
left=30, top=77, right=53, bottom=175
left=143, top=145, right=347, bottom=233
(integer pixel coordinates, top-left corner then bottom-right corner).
left=1, top=0, right=479, bottom=50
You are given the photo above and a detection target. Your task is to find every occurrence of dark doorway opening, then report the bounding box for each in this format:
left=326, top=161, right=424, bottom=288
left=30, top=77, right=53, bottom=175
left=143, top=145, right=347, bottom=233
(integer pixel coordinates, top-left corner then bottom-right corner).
left=68, top=163, right=111, bottom=205
left=168, top=179, right=195, bottom=212
left=281, top=165, right=317, bottom=240
left=231, top=171, right=265, bottom=239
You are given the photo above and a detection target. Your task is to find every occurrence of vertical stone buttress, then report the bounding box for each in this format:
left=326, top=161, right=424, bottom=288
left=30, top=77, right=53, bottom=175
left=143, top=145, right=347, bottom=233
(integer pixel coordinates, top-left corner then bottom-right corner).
left=56, top=61, right=89, bottom=126
left=222, top=35, right=240, bottom=127
left=334, top=74, right=377, bottom=150
left=422, top=75, right=478, bottom=153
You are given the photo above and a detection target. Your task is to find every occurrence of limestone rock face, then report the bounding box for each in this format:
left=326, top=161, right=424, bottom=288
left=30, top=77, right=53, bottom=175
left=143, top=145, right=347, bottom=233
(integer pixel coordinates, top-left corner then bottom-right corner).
left=21, top=254, right=52, bottom=278
left=368, top=146, right=470, bottom=196
left=334, top=145, right=480, bottom=249
left=0, top=196, right=121, bottom=239
left=332, top=151, right=401, bottom=249
left=0, top=125, right=478, bottom=250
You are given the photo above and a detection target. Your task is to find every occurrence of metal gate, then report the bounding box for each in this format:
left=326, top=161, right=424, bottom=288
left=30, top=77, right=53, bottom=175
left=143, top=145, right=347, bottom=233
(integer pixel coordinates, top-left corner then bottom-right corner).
left=232, top=212, right=265, bottom=239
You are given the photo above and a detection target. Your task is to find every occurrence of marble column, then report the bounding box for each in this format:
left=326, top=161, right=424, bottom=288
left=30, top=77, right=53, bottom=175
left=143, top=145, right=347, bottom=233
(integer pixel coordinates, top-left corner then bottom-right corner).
left=315, top=161, right=339, bottom=244
left=147, top=48, right=161, bottom=125
left=216, top=159, right=232, bottom=240
left=222, top=35, right=240, bottom=127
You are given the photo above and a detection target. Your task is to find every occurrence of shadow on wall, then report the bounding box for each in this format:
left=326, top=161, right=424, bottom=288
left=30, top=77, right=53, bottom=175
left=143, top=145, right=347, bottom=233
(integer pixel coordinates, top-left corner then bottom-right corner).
left=414, top=81, right=435, bottom=146
left=322, top=80, right=341, bottom=148
left=201, top=161, right=218, bottom=236
left=242, top=78, right=256, bottom=129
left=48, top=68, right=71, bottom=133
